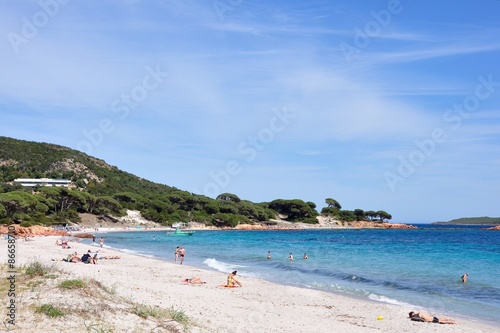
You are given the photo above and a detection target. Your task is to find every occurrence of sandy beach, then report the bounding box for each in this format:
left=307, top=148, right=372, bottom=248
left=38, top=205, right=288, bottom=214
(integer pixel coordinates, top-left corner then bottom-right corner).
left=1, top=235, right=498, bottom=333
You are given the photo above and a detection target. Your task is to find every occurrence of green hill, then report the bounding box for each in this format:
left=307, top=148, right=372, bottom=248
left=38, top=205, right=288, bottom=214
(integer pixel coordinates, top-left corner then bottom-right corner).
left=0, top=136, right=318, bottom=226
left=432, top=217, right=500, bottom=225
left=0, top=136, right=392, bottom=227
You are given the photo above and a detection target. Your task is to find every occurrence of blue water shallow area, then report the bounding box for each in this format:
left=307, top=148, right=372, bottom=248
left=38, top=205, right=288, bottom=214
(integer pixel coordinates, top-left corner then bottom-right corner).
left=95, top=225, right=500, bottom=326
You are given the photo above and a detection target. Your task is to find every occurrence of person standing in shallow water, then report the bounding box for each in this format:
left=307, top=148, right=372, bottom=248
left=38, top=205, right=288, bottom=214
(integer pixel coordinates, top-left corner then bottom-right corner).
left=179, top=246, right=186, bottom=265
left=288, top=252, right=294, bottom=261
left=175, top=246, right=180, bottom=263
left=267, top=251, right=271, bottom=260
left=461, top=273, right=468, bottom=283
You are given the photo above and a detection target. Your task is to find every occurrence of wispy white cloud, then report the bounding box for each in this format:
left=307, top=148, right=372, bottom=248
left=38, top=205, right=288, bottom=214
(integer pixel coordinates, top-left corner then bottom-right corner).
left=366, top=42, right=500, bottom=64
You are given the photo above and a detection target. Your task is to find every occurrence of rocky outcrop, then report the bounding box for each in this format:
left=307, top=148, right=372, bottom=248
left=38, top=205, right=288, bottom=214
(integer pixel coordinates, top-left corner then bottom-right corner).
left=486, top=225, right=500, bottom=230
left=73, top=233, right=94, bottom=238
left=380, top=223, right=417, bottom=229
left=235, top=224, right=266, bottom=230
left=49, top=158, right=102, bottom=183
left=0, top=159, right=17, bottom=167
left=344, top=221, right=417, bottom=229
left=234, top=221, right=417, bottom=230
left=0, top=225, right=69, bottom=236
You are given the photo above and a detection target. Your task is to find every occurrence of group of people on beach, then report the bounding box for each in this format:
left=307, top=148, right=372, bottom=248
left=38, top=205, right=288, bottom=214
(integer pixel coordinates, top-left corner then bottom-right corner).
left=63, top=249, right=99, bottom=264
left=91, top=235, right=105, bottom=248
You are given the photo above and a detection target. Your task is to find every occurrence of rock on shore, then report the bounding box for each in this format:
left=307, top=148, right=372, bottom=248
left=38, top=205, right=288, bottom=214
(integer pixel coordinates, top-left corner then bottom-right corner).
left=0, top=225, right=68, bottom=236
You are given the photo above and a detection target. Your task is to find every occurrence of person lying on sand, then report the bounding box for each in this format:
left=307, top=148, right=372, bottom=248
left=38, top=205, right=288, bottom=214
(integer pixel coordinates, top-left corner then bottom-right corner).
left=409, top=311, right=456, bottom=324
left=183, top=276, right=206, bottom=284
left=63, top=252, right=81, bottom=263
left=71, top=252, right=81, bottom=262
left=99, top=256, right=121, bottom=259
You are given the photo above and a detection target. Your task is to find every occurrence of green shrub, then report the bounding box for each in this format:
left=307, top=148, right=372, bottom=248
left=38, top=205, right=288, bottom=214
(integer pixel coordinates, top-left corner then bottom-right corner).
left=35, top=304, right=64, bottom=317
left=132, top=304, right=164, bottom=319
left=25, top=261, right=54, bottom=277
left=167, top=306, right=189, bottom=324
left=58, top=279, right=86, bottom=289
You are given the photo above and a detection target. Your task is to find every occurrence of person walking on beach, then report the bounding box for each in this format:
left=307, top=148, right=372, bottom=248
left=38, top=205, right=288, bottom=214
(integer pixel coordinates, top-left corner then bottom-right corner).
left=461, top=273, right=468, bottom=283
left=179, top=246, right=185, bottom=265
left=267, top=251, right=271, bottom=260
left=288, top=252, right=294, bottom=261
left=99, top=237, right=104, bottom=248
left=175, top=246, right=180, bottom=263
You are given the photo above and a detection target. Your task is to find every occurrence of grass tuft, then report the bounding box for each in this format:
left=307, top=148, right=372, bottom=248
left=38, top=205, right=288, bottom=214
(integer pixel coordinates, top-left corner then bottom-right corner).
left=132, top=304, right=162, bottom=319
left=44, top=274, right=58, bottom=279
left=25, top=261, right=56, bottom=277
left=35, top=304, right=64, bottom=317
left=59, top=279, right=86, bottom=289
left=167, top=306, right=189, bottom=325
left=83, top=321, right=115, bottom=333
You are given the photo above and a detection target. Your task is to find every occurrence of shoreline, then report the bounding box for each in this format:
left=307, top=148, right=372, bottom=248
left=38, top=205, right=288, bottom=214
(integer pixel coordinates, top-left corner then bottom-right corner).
left=1, top=235, right=498, bottom=332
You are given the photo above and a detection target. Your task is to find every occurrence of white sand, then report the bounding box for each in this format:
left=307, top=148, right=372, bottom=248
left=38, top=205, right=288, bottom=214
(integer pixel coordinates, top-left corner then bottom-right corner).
left=1, top=235, right=498, bottom=333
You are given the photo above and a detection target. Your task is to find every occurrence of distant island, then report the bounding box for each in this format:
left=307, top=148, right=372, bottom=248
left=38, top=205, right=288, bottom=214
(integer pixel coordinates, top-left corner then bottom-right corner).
left=432, top=217, right=500, bottom=225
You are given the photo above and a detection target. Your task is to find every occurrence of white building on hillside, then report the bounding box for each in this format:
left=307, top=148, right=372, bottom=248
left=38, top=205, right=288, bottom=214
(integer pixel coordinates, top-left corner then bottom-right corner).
left=14, top=178, right=71, bottom=188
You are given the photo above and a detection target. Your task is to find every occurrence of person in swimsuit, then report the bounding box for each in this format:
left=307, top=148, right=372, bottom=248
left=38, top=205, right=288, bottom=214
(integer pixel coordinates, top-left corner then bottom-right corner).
left=179, top=246, right=185, bottom=265
left=408, top=311, right=456, bottom=324
left=267, top=251, right=271, bottom=260
left=175, top=246, right=179, bottom=263
left=288, top=252, right=294, bottom=261
left=227, top=271, right=242, bottom=287
left=461, top=273, right=468, bottom=283
left=183, top=276, right=206, bottom=284
left=303, top=253, right=308, bottom=259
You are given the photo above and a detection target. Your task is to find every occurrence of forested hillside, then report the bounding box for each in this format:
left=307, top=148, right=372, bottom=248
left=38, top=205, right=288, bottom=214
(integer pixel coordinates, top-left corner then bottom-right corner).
left=0, top=137, right=312, bottom=226
left=0, top=136, right=391, bottom=227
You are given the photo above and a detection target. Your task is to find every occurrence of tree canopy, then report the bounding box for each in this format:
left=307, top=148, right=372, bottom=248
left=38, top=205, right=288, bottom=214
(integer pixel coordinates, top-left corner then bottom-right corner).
left=0, top=136, right=393, bottom=226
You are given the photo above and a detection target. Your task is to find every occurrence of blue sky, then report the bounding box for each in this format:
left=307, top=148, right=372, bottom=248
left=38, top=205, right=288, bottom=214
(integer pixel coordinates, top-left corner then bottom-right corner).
left=1, top=0, right=499, bottom=223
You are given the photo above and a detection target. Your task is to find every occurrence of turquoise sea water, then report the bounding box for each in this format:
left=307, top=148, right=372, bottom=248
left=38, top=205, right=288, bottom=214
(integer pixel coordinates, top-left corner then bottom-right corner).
left=94, top=225, right=500, bottom=326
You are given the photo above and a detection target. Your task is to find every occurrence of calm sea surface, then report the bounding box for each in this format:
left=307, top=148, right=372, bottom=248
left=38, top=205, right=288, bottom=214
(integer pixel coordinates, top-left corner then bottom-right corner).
left=93, top=225, right=500, bottom=326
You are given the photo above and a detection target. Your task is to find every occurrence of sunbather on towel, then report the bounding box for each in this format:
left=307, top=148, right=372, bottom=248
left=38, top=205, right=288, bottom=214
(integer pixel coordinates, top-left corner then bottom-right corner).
left=409, top=311, right=456, bottom=324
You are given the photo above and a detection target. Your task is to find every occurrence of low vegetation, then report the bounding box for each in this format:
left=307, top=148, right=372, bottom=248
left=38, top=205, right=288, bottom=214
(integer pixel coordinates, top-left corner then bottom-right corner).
left=58, top=279, right=86, bottom=289
left=0, top=260, right=192, bottom=332
left=0, top=136, right=392, bottom=227
left=35, top=304, right=65, bottom=318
